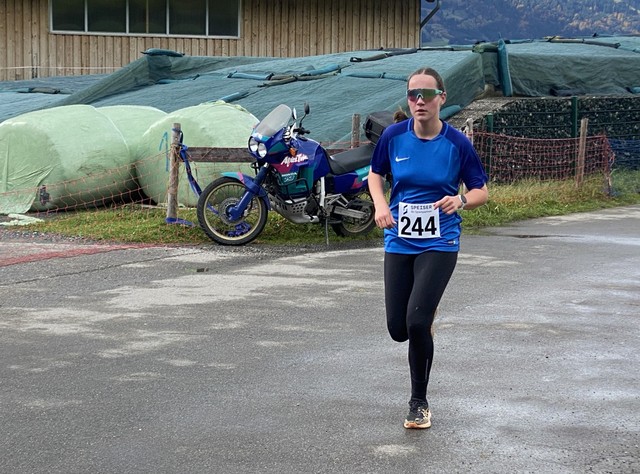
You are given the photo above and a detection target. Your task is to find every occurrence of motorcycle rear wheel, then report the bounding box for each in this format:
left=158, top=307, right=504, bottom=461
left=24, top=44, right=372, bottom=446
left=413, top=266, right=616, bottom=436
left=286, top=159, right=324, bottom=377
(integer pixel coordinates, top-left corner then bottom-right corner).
left=197, top=177, right=268, bottom=246
left=331, top=190, right=376, bottom=237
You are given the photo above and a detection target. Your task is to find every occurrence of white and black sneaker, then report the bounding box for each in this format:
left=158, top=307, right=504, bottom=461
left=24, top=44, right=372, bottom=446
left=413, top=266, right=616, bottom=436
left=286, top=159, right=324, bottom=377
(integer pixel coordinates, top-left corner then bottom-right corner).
left=403, top=399, right=431, bottom=429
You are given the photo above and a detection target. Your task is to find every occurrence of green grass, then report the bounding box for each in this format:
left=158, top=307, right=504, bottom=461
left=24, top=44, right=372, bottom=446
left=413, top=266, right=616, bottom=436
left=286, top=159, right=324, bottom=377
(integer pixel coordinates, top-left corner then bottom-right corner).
left=15, top=171, right=640, bottom=246
left=462, top=172, right=640, bottom=231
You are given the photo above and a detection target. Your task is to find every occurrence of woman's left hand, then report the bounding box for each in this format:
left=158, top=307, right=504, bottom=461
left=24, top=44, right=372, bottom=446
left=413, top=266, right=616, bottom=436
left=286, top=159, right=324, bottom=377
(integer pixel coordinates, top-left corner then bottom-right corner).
left=436, top=185, right=489, bottom=214
left=434, top=195, right=463, bottom=215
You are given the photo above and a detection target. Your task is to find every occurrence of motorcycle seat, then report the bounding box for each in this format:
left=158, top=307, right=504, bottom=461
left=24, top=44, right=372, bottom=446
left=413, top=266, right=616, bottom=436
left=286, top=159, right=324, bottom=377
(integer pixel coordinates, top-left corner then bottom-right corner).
left=327, top=143, right=374, bottom=175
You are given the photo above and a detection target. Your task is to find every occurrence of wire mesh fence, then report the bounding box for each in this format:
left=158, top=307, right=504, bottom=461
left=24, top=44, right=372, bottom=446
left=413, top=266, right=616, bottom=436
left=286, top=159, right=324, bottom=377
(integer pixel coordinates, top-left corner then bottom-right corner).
left=1, top=97, right=638, bottom=243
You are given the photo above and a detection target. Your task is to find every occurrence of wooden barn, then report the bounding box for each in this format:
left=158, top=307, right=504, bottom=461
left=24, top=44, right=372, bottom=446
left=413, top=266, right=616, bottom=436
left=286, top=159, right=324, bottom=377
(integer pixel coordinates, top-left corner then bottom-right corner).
left=0, top=0, right=426, bottom=81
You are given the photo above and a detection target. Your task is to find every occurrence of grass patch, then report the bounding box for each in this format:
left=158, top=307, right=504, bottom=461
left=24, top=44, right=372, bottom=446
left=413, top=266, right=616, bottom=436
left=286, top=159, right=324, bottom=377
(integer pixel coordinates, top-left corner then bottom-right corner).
left=463, top=173, right=640, bottom=230
left=12, top=171, right=640, bottom=246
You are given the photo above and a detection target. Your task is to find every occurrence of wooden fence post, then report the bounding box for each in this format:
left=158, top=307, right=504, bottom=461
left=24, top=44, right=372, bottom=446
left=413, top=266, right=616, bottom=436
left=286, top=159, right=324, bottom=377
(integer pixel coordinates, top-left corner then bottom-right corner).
left=464, top=118, right=474, bottom=142
left=166, top=123, right=181, bottom=222
left=576, top=118, right=588, bottom=188
left=351, top=114, right=360, bottom=149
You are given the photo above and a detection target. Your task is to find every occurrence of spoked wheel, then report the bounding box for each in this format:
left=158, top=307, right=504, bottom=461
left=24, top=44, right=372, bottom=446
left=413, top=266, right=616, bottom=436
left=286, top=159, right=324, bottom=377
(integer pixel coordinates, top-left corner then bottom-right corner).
left=331, top=190, right=376, bottom=237
left=196, top=177, right=268, bottom=245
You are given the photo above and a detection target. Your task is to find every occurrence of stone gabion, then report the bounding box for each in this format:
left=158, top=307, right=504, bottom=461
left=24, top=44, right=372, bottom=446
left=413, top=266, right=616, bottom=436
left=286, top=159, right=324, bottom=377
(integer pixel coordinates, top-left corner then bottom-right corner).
left=473, top=96, right=640, bottom=170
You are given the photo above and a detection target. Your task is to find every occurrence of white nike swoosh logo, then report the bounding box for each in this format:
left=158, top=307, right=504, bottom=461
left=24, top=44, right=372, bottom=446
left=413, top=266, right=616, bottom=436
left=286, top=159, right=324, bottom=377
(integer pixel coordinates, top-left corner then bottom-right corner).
left=395, top=156, right=410, bottom=162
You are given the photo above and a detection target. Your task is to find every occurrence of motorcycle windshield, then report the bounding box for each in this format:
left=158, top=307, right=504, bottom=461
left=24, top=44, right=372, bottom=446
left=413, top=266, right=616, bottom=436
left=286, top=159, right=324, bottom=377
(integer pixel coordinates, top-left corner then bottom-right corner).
left=253, top=104, right=292, bottom=139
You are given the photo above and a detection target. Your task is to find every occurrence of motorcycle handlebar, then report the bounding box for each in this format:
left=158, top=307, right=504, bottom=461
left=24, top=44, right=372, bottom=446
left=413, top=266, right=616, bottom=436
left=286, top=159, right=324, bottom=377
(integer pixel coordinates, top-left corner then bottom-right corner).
left=294, top=127, right=310, bottom=135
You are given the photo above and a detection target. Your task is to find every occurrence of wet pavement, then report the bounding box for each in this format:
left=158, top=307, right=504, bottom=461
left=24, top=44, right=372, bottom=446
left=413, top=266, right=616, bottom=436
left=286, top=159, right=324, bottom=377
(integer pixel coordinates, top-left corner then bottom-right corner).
left=1, top=206, right=639, bottom=473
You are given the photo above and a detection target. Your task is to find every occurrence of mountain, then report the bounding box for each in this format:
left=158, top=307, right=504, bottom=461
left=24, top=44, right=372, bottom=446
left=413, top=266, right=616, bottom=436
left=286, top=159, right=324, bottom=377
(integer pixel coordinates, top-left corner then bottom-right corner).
left=421, top=0, right=640, bottom=45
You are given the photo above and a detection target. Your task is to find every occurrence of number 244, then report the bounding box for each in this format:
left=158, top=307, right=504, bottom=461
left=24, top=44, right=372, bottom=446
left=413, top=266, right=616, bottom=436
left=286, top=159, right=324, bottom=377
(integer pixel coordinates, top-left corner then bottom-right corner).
left=399, top=216, right=437, bottom=236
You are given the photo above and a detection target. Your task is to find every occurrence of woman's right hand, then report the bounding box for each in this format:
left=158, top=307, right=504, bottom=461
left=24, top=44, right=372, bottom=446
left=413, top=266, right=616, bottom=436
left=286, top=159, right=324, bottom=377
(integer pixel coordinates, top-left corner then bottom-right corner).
left=374, top=204, right=396, bottom=230
left=368, top=170, right=395, bottom=229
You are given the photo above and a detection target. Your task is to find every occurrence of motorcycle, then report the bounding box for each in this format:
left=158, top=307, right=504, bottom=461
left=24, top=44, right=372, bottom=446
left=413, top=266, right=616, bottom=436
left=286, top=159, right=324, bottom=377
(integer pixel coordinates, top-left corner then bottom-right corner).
left=196, top=103, right=378, bottom=246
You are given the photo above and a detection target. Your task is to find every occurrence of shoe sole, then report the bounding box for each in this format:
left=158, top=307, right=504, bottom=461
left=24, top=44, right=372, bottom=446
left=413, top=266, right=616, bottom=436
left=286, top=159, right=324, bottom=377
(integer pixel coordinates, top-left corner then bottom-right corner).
left=403, top=420, right=432, bottom=429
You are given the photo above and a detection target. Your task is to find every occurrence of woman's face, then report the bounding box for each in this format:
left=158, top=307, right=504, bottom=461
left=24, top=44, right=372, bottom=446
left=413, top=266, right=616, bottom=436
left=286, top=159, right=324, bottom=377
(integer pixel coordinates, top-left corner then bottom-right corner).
left=407, top=73, right=446, bottom=122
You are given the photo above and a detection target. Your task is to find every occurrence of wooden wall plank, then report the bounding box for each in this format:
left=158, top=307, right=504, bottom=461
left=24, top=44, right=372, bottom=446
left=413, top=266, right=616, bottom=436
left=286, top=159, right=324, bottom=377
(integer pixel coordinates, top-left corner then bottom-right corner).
left=338, top=0, right=346, bottom=52
left=381, top=0, right=390, bottom=49
left=295, top=0, right=303, bottom=56
left=318, top=0, right=328, bottom=56
left=129, top=37, right=139, bottom=68
left=275, top=0, right=286, bottom=57
left=307, top=0, right=317, bottom=56
left=97, top=36, right=105, bottom=74
left=330, top=0, right=338, bottom=53
left=121, top=36, right=129, bottom=66
left=408, top=0, right=417, bottom=48
left=393, top=0, right=401, bottom=47
left=48, top=8, right=58, bottom=77
left=13, top=0, right=24, bottom=80
left=71, top=35, right=79, bottom=75
left=245, top=0, right=254, bottom=56
left=372, top=0, right=380, bottom=50
left=399, top=0, right=407, bottom=49
left=0, top=1, right=6, bottom=80
left=113, top=34, right=122, bottom=70
left=9, top=0, right=17, bottom=79
left=351, top=0, right=360, bottom=53
left=22, top=0, right=31, bottom=79
left=37, top=0, right=48, bottom=78
left=106, top=35, right=115, bottom=72
left=258, top=0, right=267, bottom=56
left=55, top=35, right=65, bottom=76
left=362, top=0, right=369, bottom=50
left=80, top=35, right=90, bottom=75
left=271, top=0, right=281, bottom=57
left=88, top=35, right=98, bottom=76
left=183, top=147, right=252, bottom=163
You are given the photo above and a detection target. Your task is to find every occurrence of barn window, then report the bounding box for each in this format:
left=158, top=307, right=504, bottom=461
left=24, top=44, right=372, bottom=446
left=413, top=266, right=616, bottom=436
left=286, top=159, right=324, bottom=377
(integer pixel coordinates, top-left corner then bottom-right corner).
left=88, top=0, right=127, bottom=33
left=129, top=0, right=167, bottom=34
left=50, top=0, right=241, bottom=37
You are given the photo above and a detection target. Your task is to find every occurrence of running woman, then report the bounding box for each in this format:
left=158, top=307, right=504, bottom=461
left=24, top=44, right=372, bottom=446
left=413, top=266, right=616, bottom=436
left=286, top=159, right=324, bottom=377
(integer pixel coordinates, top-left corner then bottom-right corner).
left=368, top=67, right=489, bottom=429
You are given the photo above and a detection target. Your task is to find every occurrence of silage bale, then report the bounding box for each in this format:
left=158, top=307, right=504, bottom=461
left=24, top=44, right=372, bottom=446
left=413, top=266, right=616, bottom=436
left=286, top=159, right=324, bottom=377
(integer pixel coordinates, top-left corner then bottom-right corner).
left=135, top=101, right=258, bottom=207
left=0, top=105, right=133, bottom=213
left=97, top=105, right=168, bottom=161
left=97, top=105, right=168, bottom=200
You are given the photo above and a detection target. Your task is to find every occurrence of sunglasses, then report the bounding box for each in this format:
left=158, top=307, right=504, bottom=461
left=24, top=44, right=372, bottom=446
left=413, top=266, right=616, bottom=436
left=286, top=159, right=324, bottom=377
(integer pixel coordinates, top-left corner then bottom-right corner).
left=406, top=88, right=444, bottom=101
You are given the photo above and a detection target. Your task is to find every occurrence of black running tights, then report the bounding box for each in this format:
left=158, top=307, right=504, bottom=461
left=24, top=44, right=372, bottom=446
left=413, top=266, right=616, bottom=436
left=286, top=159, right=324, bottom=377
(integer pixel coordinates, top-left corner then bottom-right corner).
left=384, top=251, right=458, bottom=402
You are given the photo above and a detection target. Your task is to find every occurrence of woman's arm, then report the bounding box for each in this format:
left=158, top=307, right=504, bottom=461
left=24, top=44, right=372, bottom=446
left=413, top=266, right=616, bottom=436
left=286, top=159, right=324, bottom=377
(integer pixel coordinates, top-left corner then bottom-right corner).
left=461, top=184, right=489, bottom=210
left=434, top=184, right=489, bottom=215
left=368, top=170, right=396, bottom=229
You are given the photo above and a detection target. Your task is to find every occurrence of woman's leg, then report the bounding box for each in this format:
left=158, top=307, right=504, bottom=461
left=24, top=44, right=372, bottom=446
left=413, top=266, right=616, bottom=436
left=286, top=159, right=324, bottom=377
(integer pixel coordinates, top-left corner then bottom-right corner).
left=383, top=252, right=416, bottom=343
left=406, top=251, right=458, bottom=402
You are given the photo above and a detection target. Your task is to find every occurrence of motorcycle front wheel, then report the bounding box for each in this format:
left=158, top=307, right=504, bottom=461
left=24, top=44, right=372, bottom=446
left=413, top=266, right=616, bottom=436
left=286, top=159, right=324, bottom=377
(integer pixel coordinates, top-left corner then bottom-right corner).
left=331, top=190, right=376, bottom=237
left=196, top=177, right=268, bottom=246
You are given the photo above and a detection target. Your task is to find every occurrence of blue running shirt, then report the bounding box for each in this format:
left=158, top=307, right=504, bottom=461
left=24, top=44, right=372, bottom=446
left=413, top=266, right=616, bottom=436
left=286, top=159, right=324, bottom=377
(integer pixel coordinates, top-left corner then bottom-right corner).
left=370, top=119, right=488, bottom=254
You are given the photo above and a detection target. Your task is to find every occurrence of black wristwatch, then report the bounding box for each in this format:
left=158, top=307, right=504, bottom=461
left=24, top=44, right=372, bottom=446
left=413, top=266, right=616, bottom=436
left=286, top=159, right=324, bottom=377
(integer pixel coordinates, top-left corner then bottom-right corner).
left=458, top=194, right=467, bottom=210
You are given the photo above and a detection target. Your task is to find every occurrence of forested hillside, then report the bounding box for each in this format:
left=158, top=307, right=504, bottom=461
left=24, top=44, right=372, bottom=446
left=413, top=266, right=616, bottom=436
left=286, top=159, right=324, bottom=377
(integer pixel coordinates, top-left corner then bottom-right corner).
left=421, top=0, right=640, bottom=44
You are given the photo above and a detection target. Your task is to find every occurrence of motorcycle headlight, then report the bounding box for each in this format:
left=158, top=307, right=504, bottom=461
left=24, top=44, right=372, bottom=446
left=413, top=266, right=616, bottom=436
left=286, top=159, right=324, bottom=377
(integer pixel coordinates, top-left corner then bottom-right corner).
left=257, top=143, right=267, bottom=158
left=248, top=137, right=259, bottom=153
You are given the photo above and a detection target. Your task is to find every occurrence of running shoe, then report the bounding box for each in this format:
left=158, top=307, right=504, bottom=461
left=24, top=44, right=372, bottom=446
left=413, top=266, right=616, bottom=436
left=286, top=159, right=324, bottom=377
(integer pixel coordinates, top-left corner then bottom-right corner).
left=403, top=399, right=431, bottom=429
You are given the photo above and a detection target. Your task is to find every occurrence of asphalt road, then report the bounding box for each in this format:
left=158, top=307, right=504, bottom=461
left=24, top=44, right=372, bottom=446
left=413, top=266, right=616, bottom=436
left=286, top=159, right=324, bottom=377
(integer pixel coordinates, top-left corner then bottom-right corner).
left=1, top=206, right=639, bottom=474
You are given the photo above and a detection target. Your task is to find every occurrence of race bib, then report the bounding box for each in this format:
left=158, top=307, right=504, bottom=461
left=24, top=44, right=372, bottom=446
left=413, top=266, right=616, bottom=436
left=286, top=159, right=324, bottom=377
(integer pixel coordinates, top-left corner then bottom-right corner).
left=398, top=202, right=440, bottom=239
